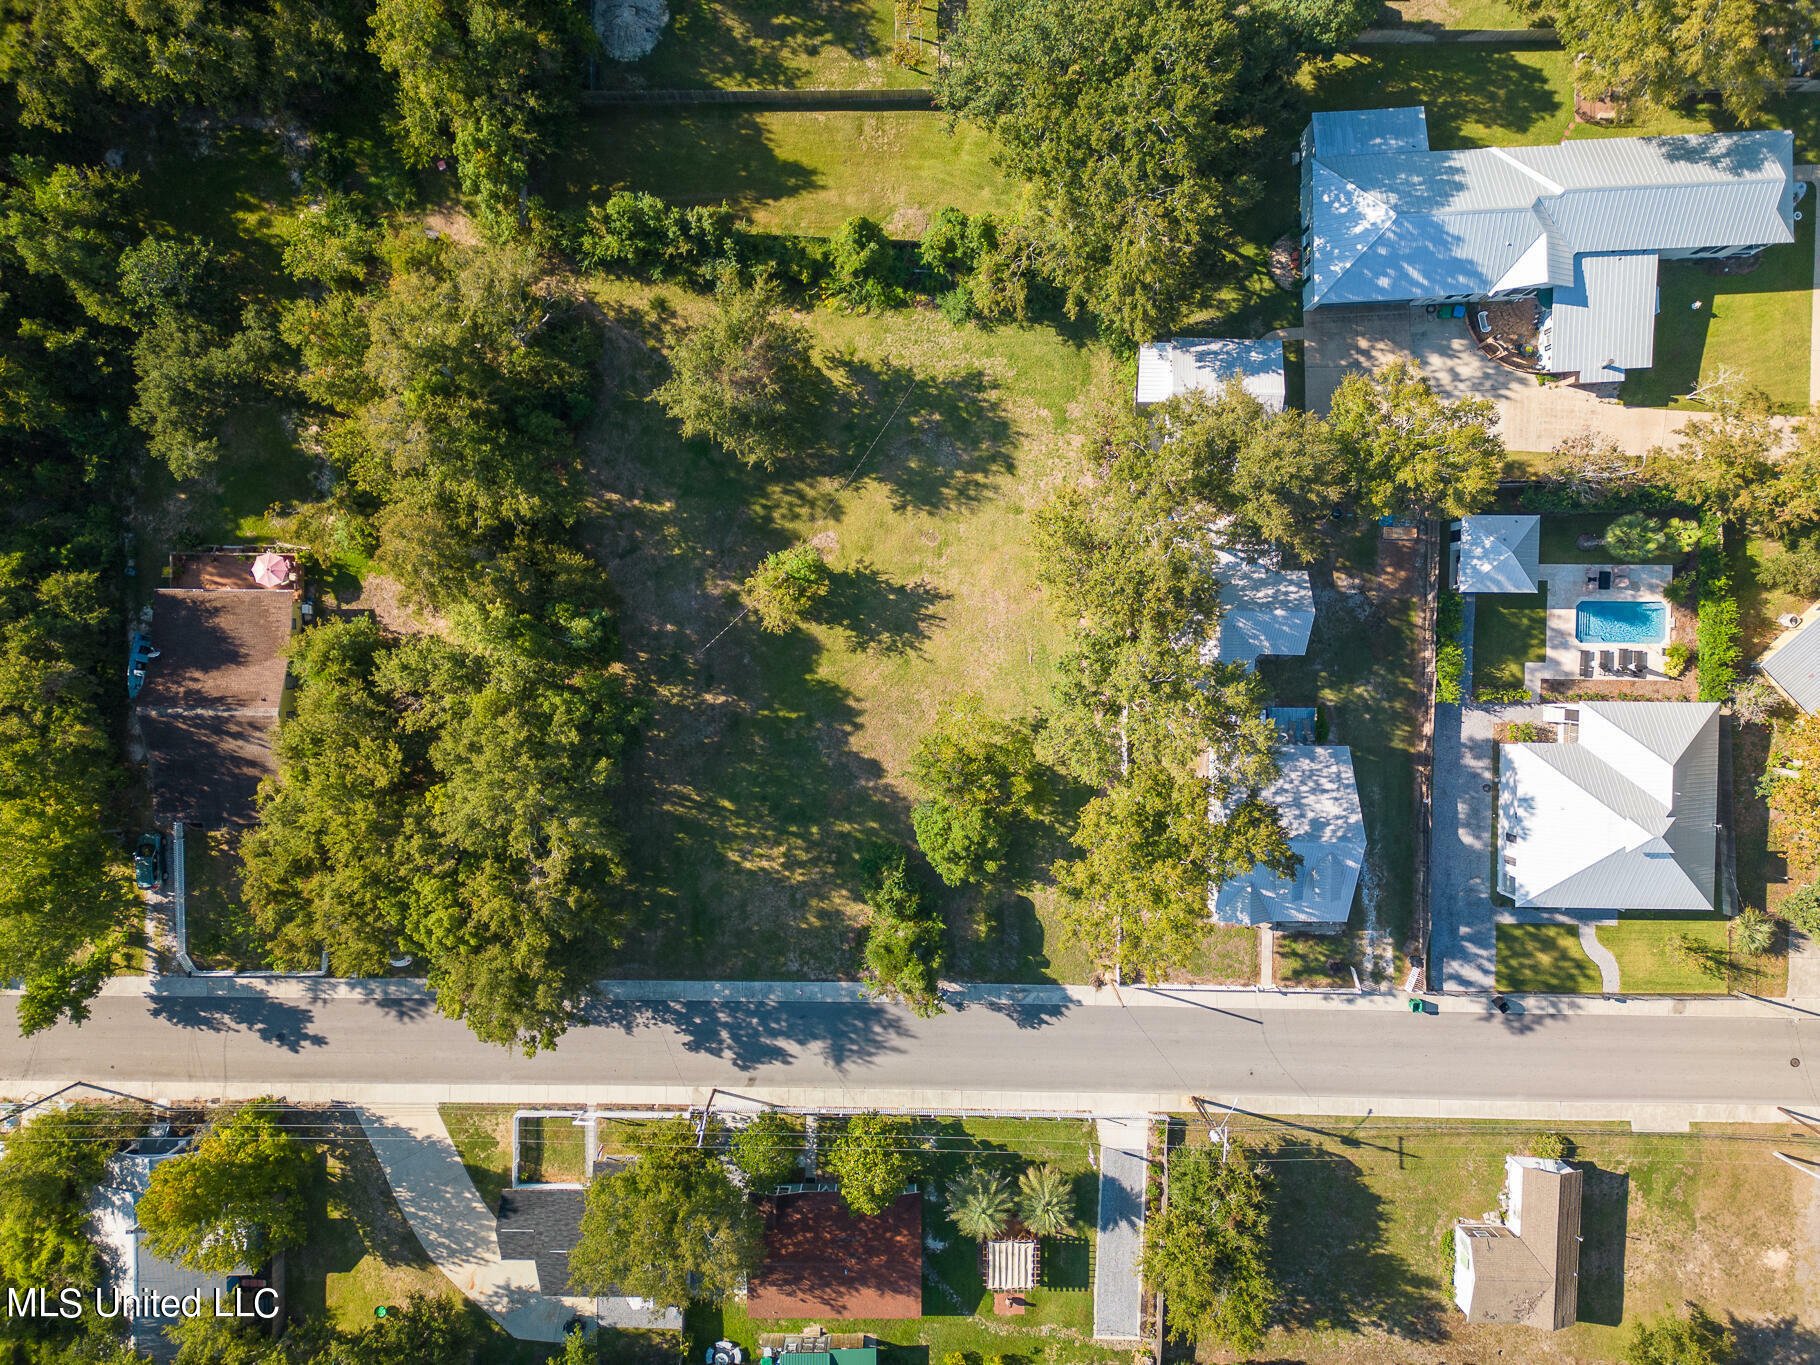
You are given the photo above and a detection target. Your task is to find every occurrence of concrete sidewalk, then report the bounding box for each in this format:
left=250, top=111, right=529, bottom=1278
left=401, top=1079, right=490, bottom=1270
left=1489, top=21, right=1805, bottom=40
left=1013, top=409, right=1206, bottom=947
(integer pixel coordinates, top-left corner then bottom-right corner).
left=357, top=1105, right=581, bottom=1341
left=1093, top=1119, right=1150, bottom=1343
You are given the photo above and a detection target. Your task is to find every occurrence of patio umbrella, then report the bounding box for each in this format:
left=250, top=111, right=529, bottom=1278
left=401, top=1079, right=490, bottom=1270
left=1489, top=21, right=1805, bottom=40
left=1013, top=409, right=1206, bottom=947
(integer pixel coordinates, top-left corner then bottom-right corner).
left=250, top=552, right=294, bottom=588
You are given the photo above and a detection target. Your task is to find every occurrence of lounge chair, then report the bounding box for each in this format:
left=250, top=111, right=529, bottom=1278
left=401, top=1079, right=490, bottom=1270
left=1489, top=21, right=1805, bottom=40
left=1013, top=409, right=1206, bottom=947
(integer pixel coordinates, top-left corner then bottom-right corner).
left=1579, top=649, right=1594, bottom=678
left=1599, top=650, right=1616, bottom=675
left=1585, top=573, right=1599, bottom=591
left=1632, top=653, right=1649, bottom=677
left=1598, top=570, right=1613, bottom=590
left=1615, top=567, right=1631, bottom=588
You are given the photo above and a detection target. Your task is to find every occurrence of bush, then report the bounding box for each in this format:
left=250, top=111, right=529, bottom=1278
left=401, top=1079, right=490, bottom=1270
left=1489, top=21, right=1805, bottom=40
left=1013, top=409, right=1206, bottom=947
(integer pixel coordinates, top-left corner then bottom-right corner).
left=1624, top=1304, right=1732, bottom=1365
left=1730, top=678, right=1781, bottom=724
left=861, top=844, right=945, bottom=1016
left=1527, top=1131, right=1573, bottom=1160
left=1662, top=642, right=1690, bottom=678
left=1735, top=906, right=1776, bottom=956
left=1694, top=514, right=1740, bottom=702
left=742, top=544, right=829, bottom=633
left=1476, top=687, right=1532, bottom=703
left=1506, top=721, right=1548, bottom=742
left=574, top=192, right=745, bottom=283
left=1436, top=589, right=1465, bottom=703
left=825, top=216, right=901, bottom=309
left=1784, top=884, right=1820, bottom=937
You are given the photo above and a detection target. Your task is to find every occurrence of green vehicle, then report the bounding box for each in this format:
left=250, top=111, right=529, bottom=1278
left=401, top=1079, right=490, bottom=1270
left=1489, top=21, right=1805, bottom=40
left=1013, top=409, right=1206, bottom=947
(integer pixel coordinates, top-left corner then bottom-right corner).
left=133, top=833, right=163, bottom=890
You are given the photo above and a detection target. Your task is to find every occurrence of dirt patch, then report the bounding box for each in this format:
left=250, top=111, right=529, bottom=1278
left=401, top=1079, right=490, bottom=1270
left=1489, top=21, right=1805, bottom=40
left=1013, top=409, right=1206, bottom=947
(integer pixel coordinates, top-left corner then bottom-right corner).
left=1370, top=528, right=1419, bottom=601
left=422, top=205, right=480, bottom=246
left=324, top=573, right=453, bottom=639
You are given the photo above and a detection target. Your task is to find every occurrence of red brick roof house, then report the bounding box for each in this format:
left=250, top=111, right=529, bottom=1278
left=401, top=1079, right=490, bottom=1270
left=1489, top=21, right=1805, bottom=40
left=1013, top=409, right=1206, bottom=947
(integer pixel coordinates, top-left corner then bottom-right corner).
left=746, top=1191, right=922, bottom=1321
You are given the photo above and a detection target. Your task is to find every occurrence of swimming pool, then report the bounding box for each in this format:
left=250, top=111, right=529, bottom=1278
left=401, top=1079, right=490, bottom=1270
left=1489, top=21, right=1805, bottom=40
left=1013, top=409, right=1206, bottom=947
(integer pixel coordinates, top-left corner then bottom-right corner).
left=1576, top=599, right=1668, bottom=644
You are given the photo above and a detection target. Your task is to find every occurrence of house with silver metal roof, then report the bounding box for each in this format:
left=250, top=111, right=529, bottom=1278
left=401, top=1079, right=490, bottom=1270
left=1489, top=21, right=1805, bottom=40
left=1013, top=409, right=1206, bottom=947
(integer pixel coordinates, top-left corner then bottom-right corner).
left=1300, top=107, right=1798, bottom=384
left=1758, top=604, right=1820, bottom=712
left=1202, top=550, right=1315, bottom=665
left=1211, top=745, right=1366, bottom=932
left=1458, top=515, right=1542, bottom=594
left=1496, top=701, right=1719, bottom=910
left=1136, top=338, right=1286, bottom=411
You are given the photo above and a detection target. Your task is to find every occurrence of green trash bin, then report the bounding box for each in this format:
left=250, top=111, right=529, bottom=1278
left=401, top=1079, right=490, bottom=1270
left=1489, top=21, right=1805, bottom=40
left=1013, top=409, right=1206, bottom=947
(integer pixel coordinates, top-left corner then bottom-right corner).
left=1408, top=998, right=1424, bottom=1013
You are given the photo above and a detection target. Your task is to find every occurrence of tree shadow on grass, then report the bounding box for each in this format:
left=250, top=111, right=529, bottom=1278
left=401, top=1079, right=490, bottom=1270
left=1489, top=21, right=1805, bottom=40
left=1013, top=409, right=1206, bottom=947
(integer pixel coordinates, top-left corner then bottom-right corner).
left=545, top=108, right=821, bottom=216
left=1302, top=47, right=1565, bottom=150
left=826, top=354, right=1016, bottom=516
left=819, top=559, right=948, bottom=656
left=1725, top=1314, right=1820, bottom=1365
left=1268, top=1139, right=1450, bottom=1342
left=599, top=0, right=884, bottom=91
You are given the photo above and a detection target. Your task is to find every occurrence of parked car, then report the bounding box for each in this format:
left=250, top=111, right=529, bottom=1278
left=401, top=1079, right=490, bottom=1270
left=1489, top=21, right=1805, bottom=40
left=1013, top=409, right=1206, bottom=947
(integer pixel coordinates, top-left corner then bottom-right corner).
left=133, top=833, right=163, bottom=890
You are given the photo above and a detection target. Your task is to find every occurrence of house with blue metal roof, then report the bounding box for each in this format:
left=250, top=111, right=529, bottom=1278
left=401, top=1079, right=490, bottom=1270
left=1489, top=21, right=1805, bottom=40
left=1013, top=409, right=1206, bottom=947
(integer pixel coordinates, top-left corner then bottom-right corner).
left=1300, top=108, right=1798, bottom=384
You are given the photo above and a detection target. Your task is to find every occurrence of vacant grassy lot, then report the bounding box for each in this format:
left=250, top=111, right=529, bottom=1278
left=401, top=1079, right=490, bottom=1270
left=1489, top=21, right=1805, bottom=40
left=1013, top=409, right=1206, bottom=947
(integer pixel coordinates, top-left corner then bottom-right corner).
left=1251, top=1114, right=1816, bottom=1363
left=1259, top=546, right=1425, bottom=983
left=547, top=109, right=1016, bottom=236
left=518, top=1115, right=589, bottom=1185
left=1495, top=924, right=1603, bottom=993
left=441, top=1105, right=515, bottom=1213
left=182, top=829, right=271, bottom=972
left=1621, top=210, right=1814, bottom=413
left=593, top=0, right=929, bottom=91
left=1597, top=916, right=1788, bottom=995
left=1473, top=590, right=1547, bottom=695
left=586, top=283, right=1104, bottom=982
left=690, top=1117, right=1112, bottom=1363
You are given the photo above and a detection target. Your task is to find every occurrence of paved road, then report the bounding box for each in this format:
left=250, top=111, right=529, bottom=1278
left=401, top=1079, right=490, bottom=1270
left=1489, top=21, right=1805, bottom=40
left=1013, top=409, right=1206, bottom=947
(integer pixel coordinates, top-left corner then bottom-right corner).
left=4, top=989, right=1818, bottom=1120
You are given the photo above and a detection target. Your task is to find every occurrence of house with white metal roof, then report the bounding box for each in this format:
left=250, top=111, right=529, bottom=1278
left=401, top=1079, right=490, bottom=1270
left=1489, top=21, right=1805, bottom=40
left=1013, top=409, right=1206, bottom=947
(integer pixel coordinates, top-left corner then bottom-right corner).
left=1458, top=515, right=1542, bottom=594
left=1300, top=108, right=1798, bottom=384
left=1758, top=604, right=1820, bottom=713
left=1203, top=550, right=1315, bottom=665
left=1496, top=701, right=1719, bottom=910
left=1211, top=745, right=1366, bottom=931
left=1136, top=338, right=1286, bottom=411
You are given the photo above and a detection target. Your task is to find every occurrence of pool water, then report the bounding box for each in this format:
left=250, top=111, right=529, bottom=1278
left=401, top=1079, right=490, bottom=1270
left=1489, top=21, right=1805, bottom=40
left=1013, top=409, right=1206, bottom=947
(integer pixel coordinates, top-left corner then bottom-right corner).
left=1576, top=599, right=1668, bottom=644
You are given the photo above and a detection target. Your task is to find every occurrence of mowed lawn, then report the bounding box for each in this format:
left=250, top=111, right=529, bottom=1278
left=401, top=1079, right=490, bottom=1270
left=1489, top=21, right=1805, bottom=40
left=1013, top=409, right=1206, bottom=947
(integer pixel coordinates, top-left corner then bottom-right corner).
left=1471, top=590, right=1546, bottom=695
left=1300, top=46, right=1575, bottom=149
left=1598, top=916, right=1788, bottom=995
left=1621, top=209, right=1814, bottom=413
left=547, top=109, right=1017, bottom=237
left=1254, top=1116, right=1813, bottom=1364
left=1495, top=924, right=1602, bottom=993
left=585, top=282, right=1105, bottom=982
left=593, top=0, right=931, bottom=91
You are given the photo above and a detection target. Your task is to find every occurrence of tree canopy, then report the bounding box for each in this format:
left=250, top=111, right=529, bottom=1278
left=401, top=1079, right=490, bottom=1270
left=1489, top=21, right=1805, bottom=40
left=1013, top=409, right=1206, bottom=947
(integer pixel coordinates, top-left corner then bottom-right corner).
left=1325, top=359, right=1503, bottom=521
left=908, top=693, right=1042, bottom=886
left=569, top=1122, right=764, bottom=1306
left=935, top=0, right=1308, bottom=341
left=825, top=1113, right=919, bottom=1217
left=1523, top=0, right=1817, bottom=121
left=137, top=1103, right=313, bottom=1274
left=1142, top=1141, right=1277, bottom=1353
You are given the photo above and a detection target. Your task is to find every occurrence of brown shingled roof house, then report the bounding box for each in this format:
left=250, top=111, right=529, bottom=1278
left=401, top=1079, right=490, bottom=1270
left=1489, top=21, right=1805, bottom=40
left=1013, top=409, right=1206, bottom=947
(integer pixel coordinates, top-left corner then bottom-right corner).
left=1453, top=1155, right=1583, bottom=1330
left=137, top=553, right=299, bottom=827
left=746, top=1191, right=922, bottom=1320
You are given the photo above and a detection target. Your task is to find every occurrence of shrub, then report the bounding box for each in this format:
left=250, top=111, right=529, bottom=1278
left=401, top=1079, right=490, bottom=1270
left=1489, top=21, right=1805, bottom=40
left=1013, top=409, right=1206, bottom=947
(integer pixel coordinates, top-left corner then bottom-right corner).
left=1527, top=1131, right=1572, bottom=1160
left=1623, top=1304, right=1732, bottom=1365
left=742, top=544, right=829, bottom=634
left=1730, top=678, right=1782, bottom=724
left=1662, top=642, right=1690, bottom=678
left=1735, top=906, right=1776, bottom=957
left=1435, top=589, right=1465, bottom=703
left=1506, top=721, right=1548, bottom=742
left=1695, top=595, right=1740, bottom=701
left=1783, top=884, right=1820, bottom=937
left=1476, top=687, right=1532, bottom=703
left=825, top=216, right=900, bottom=309
left=860, top=845, right=945, bottom=1016
left=574, top=192, right=745, bottom=283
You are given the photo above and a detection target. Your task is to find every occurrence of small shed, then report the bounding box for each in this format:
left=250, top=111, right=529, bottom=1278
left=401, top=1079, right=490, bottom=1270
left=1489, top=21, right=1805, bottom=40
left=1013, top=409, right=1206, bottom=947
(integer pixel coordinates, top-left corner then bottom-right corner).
left=1457, top=516, right=1542, bottom=595
left=1135, top=339, right=1286, bottom=412
left=1760, top=604, right=1820, bottom=712
left=982, top=1239, right=1039, bottom=1293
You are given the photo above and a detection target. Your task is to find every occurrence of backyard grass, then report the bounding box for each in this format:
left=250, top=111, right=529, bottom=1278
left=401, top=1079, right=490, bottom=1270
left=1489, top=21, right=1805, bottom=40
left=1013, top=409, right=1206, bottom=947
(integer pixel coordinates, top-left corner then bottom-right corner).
left=1257, top=547, right=1425, bottom=982
left=1620, top=210, right=1814, bottom=413
left=547, top=109, right=1017, bottom=237
left=1567, top=91, right=1820, bottom=164
left=1495, top=924, right=1604, bottom=993
left=1300, top=47, right=1575, bottom=149
left=1249, top=1114, right=1814, bottom=1363
left=1596, top=916, right=1788, bottom=995
left=1471, top=590, right=1547, bottom=695
left=1536, top=512, right=1693, bottom=566
left=586, top=282, right=1102, bottom=982
left=1378, top=0, right=1534, bottom=26
left=689, top=1117, right=1113, bottom=1364
left=591, top=0, right=929, bottom=91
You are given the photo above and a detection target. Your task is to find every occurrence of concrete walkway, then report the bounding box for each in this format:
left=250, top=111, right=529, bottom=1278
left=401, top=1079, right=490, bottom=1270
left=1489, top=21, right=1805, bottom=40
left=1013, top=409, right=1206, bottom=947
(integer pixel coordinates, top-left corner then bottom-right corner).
left=1789, top=929, right=1820, bottom=999
left=357, top=1106, right=580, bottom=1341
left=1578, top=925, right=1622, bottom=994
left=1092, top=1119, right=1149, bottom=1343
left=1805, top=165, right=1820, bottom=410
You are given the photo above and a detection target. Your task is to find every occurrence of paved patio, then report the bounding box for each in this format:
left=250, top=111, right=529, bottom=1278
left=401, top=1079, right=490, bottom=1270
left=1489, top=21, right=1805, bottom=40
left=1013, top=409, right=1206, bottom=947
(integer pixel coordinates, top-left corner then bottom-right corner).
left=1522, top=563, right=1675, bottom=689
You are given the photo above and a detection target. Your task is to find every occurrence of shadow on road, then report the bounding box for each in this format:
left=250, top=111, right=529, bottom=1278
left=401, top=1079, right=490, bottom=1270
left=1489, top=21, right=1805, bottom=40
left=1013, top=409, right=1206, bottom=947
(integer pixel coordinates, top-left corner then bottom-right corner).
left=583, top=1000, right=914, bottom=1072
left=144, top=992, right=328, bottom=1052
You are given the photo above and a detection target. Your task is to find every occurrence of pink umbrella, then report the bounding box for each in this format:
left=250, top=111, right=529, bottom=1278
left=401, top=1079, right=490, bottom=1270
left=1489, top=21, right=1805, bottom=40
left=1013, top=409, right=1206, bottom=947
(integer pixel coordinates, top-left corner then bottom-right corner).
left=250, top=552, right=294, bottom=588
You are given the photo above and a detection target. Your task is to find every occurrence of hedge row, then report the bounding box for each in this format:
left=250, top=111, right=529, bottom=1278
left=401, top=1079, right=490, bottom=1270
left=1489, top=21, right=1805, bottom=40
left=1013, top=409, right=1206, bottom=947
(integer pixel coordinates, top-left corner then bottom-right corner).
left=1694, top=512, right=1740, bottom=702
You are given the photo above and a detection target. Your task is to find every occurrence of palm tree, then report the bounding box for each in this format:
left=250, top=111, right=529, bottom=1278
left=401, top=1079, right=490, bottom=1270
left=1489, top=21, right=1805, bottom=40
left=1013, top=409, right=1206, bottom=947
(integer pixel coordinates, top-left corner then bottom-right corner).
left=947, top=1167, right=1013, bottom=1241
left=1017, top=1163, right=1074, bottom=1237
